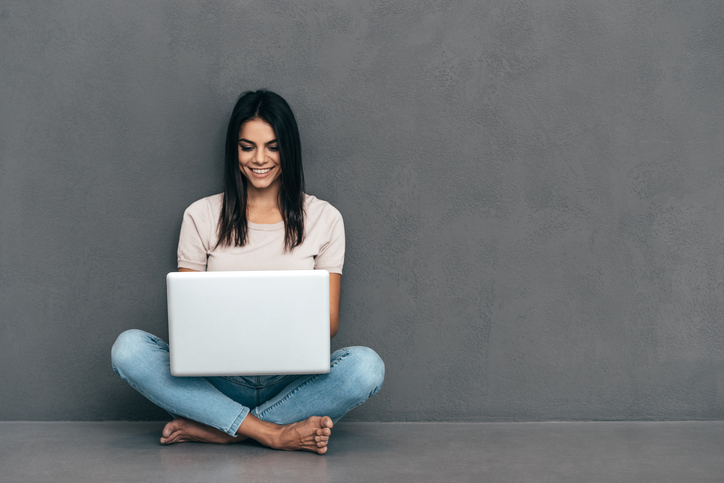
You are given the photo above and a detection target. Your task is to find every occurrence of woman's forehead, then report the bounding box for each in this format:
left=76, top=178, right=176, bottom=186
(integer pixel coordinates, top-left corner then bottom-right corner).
left=239, top=118, right=275, bottom=139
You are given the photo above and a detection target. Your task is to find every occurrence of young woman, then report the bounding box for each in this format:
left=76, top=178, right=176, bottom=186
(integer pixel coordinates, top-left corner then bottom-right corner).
left=111, top=90, right=385, bottom=454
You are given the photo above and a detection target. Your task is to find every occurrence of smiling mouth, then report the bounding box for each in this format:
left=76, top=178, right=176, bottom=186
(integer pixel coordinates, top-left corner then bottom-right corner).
left=250, top=167, right=273, bottom=174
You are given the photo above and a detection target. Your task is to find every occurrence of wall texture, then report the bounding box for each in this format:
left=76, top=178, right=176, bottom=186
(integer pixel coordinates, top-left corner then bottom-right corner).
left=1, top=0, right=723, bottom=421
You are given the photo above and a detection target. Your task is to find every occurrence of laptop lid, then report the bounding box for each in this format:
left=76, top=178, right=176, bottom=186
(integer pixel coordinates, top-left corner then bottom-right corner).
left=167, top=270, right=330, bottom=377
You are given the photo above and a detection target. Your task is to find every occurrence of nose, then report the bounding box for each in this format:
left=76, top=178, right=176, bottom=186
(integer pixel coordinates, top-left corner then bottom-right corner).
left=254, top=147, right=266, bottom=165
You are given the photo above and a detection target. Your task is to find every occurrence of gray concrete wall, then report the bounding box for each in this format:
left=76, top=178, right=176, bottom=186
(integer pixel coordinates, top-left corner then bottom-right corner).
left=1, top=1, right=723, bottom=422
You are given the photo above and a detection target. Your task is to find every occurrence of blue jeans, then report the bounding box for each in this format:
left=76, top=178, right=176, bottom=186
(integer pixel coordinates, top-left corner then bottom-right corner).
left=111, top=330, right=384, bottom=437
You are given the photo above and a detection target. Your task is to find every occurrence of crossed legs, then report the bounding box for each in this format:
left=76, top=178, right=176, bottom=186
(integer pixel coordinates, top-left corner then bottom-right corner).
left=111, top=329, right=384, bottom=453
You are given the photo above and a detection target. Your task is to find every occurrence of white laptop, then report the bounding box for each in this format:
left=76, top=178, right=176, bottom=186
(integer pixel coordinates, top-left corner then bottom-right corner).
left=167, top=270, right=330, bottom=377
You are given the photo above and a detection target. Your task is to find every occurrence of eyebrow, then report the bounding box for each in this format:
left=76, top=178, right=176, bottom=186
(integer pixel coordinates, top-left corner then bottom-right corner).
left=238, top=138, right=278, bottom=145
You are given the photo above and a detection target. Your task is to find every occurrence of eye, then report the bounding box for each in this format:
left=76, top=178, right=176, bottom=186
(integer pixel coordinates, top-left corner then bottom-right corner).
left=268, top=145, right=279, bottom=152
left=240, top=145, right=253, bottom=152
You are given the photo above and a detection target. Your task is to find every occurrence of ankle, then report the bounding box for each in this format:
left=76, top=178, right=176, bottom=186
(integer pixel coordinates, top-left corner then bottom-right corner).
left=265, top=425, right=287, bottom=449
left=237, top=414, right=283, bottom=448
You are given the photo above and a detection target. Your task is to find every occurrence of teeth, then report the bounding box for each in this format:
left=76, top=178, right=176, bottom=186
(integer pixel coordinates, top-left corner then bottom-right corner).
left=251, top=168, right=272, bottom=174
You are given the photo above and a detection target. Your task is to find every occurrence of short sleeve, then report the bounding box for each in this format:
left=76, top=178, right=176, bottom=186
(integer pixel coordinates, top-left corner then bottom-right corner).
left=314, top=206, right=345, bottom=274
left=177, top=200, right=211, bottom=271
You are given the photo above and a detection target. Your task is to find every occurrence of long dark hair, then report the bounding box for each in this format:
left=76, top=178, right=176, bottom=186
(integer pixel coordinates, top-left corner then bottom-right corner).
left=216, top=90, right=305, bottom=252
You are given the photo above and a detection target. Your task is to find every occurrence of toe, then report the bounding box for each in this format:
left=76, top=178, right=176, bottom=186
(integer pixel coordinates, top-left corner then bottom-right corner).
left=164, top=430, right=185, bottom=444
left=163, top=418, right=186, bottom=437
left=318, top=445, right=328, bottom=454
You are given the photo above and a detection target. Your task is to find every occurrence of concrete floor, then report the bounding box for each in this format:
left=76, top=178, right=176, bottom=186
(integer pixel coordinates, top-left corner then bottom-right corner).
left=0, top=421, right=722, bottom=482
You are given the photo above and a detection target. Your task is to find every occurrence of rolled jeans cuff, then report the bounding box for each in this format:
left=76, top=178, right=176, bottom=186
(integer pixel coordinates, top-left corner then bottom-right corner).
left=227, top=406, right=250, bottom=437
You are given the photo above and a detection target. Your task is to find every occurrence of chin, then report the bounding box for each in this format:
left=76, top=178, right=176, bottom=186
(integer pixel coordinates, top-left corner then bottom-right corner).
left=248, top=177, right=280, bottom=190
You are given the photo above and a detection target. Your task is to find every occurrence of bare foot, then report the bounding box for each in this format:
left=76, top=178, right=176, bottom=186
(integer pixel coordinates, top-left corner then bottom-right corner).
left=160, top=417, right=246, bottom=445
left=269, top=416, right=334, bottom=454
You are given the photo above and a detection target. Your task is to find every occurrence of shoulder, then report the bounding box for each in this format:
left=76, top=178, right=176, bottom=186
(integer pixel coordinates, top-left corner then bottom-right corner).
left=183, top=193, right=223, bottom=219
left=304, top=193, right=343, bottom=224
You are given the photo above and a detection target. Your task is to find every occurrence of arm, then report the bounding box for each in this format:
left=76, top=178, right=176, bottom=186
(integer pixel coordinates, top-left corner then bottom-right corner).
left=178, top=268, right=198, bottom=273
left=330, top=273, right=341, bottom=338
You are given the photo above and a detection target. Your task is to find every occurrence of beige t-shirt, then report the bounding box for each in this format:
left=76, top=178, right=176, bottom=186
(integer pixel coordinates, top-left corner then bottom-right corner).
left=177, top=193, right=345, bottom=274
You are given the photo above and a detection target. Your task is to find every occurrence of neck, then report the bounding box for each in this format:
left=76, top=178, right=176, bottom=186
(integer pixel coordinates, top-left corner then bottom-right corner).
left=245, top=180, right=281, bottom=210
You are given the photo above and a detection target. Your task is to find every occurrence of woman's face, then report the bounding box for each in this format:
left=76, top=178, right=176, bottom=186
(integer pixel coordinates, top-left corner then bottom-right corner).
left=238, top=118, right=282, bottom=192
